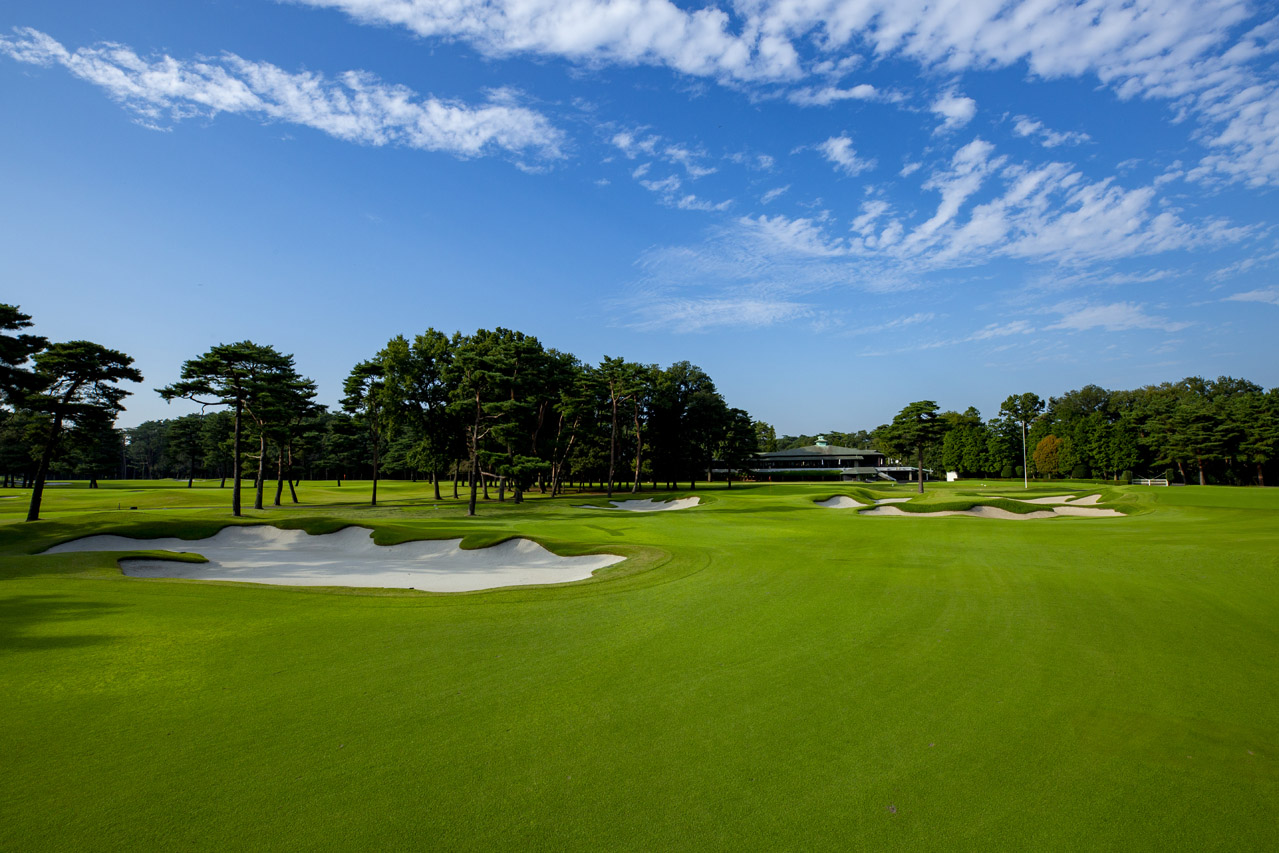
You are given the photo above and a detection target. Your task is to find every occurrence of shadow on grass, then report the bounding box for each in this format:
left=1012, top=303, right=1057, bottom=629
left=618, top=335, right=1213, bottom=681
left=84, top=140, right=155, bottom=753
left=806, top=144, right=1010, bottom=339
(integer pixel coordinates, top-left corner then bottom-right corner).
left=0, top=593, right=125, bottom=651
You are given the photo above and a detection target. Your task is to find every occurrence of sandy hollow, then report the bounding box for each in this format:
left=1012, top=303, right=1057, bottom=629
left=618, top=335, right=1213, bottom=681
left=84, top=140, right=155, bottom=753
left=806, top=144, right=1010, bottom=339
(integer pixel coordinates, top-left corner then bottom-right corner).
left=815, top=496, right=863, bottom=508
left=992, top=493, right=1104, bottom=505
left=44, top=525, right=624, bottom=592
left=861, top=505, right=1123, bottom=520
left=576, top=497, right=700, bottom=512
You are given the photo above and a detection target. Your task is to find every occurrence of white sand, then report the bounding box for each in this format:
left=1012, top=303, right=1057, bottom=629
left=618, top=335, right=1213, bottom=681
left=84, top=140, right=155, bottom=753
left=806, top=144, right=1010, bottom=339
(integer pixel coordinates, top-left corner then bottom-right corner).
left=861, top=505, right=1122, bottom=519
left=875, top=497, right=912, bottom=504
left=815, top=496, right=863, bottom=508
left=576, top=497, right=700, bottom=512
left=993, top=493, right=1104, bottom=505
left=44, top=525, right=624, bottom=591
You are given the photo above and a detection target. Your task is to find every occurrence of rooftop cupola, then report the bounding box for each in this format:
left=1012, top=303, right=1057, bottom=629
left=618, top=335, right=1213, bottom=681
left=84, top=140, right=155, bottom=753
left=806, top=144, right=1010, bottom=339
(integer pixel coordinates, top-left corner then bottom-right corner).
left=815, top=435, right=828, bottom=447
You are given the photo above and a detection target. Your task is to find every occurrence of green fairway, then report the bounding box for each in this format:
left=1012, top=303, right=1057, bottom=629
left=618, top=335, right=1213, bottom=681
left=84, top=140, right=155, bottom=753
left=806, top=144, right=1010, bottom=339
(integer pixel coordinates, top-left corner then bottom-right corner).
left=2, top=481, right=1276, bottom=851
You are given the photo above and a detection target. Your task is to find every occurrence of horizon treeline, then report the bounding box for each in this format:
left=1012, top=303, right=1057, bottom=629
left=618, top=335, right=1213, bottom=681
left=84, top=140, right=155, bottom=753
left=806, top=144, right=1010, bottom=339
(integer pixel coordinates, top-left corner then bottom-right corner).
left=4, top=303, right=1277, bottom=514
left=778, top=378, right=1277, bottom=487
left=1, top=308, right=759, bottom=517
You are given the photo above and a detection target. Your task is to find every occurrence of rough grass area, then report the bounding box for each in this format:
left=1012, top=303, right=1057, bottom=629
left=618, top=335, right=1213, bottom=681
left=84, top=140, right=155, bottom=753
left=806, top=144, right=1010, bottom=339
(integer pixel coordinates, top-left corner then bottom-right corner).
left=2, top=480, right=1276, bottom=851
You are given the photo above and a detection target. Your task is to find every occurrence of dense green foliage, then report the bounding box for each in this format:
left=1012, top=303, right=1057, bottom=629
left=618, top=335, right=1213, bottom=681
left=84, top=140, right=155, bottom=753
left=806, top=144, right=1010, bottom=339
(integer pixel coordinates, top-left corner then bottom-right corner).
left=1, top=480, right=1275, bottom=850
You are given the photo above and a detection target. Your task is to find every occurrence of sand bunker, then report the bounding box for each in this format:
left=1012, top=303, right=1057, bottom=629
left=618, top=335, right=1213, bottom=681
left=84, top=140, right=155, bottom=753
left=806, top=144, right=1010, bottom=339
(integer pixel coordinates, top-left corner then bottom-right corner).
left=44, top=525, right=624, bottom=591
left=816, top=496, right=913, bottom=509
left=861, top=505, right=1122, bottom=520
left=576, top=497, right=700, bottom=512
left=815, top=496, right=863, bottom=508
left=993, top=493, right=1103, bottom=505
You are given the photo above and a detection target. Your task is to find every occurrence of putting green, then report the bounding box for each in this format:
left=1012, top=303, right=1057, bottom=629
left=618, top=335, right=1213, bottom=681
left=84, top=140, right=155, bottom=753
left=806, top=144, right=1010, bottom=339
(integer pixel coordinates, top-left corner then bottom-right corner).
left=2, top=480, right=1276, bottom=851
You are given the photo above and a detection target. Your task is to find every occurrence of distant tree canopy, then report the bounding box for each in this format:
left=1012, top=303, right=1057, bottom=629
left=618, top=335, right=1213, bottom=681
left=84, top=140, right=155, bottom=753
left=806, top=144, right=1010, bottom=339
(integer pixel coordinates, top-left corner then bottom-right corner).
left=9, top=303, right=1273, bottom=516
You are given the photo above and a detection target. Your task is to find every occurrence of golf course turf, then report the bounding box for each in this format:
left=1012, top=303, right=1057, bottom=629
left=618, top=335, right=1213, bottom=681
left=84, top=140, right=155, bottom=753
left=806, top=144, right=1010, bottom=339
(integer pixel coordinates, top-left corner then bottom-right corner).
left=2, top=480, right=1276, bottom=850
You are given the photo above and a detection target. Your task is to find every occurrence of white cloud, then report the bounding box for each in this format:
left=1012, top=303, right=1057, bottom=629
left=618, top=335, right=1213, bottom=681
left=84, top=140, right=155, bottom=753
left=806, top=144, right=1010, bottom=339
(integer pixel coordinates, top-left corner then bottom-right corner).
left=930, top=91, right=977, bottom=133
left=818, top=135, right=875, bottom=176
left=761, top=185, right=789, bottom=203
left=1046, top=301, right=1191, bottom=332
left=1224, top=287, right=1279, bottom=306
left=738, top=214, right=847, bottom=257
left=621, top=134, right=1250, bottom=331
left=288, top=0, right=1279, bottom=187
left=0, top=28, right=564, bottom=160
left=611, top=130, right=658, bottom=159
left=1012, top=116, right=1091, bottom=148
left=788, top=83, right=881, bottom=106
left=663, top=144, right=717, bottom=178
left=289, top=0, right=799, bottom=82
left=640, top=174, right=681, bottom=194
left=967, top=320, right=1035, bottom=340
left=629, top=296, right=814, bottom=332
left=675, top=194, right=733, bottom=211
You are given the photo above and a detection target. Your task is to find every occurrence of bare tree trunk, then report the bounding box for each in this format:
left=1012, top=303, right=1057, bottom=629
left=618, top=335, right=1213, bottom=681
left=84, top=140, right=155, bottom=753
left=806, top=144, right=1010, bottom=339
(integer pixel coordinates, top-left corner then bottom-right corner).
left=254, top=432, right=266, bottom=510
left=917, top=446, right=925, bottom=494
left=433, top=469, right=442, bottom=500
left=25, top=414, right=63, bottom=522
left=631, top=401, right=643, bottom=494
left=1197, top=455, right=1206, bottom=486
left=468, top=459, right=478, bottom=516
left=371, top=434, right=379, bottom=507
left=274, top=447, right=285, bottom=506
left=453, top=458, right=460, bottom=499
left=607, top=397, right=618, bottom=500
left=231, top=400, right=243, bottom=517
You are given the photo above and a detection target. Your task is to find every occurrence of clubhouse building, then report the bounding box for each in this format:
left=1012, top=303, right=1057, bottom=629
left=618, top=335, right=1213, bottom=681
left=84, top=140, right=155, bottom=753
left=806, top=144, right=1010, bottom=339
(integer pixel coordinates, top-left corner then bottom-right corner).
left=747, top=436, right=927, bottom=482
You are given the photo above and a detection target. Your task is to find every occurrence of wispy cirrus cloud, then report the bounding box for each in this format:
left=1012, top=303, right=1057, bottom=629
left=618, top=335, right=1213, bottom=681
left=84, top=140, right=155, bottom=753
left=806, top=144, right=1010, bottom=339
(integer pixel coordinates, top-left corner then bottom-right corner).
left=617, top=130, right=1250, bottom=330
left=0, top=27, right=565, bottom=161
left=1012, top=115, right=1091, bottom=148
left=1046, top=301, right=1191, bottom=332
left=1224, top=287, right=1279, bottom=306
left=294, top=0, right=1279, bottom=188
left=627, top=295, right=814, bottom=332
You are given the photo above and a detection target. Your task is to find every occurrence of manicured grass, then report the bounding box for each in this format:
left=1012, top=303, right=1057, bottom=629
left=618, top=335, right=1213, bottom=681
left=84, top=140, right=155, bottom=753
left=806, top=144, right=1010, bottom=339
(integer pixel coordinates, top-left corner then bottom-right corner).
left=2, top=481, right=1276, bottom=850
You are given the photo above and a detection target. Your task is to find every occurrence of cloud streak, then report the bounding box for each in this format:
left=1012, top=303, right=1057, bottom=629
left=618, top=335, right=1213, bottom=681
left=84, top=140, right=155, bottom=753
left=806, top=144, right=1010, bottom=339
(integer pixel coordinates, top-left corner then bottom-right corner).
left=296, top=0, right=1279, bottom=187
left=0, top=27, right=565, bottom=161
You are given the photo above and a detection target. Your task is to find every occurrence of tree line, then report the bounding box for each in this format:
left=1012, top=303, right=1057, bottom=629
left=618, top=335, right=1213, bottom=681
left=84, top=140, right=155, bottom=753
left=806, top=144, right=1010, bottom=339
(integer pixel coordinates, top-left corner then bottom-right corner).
left=4, top=301, right=1276, bottom=521
left=870, top=380, right=1278, bottom=490
left=1, top=307, right=758, bottom=518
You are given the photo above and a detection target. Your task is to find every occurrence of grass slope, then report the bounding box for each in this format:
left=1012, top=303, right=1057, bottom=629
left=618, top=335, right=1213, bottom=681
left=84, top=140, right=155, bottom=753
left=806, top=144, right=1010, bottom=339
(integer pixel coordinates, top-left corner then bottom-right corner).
left=1, top=480, right=1276, bottom=851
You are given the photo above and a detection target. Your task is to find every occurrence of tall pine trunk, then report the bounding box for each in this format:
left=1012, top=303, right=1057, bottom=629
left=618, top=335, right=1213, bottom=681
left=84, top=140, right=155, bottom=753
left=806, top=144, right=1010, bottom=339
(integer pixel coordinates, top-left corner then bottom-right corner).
left=231, top=399, right=243, bottom=517
left=468, top=460, right=478, bottom=516
left=253, top=432, right=266, bottom=510
left=274, top=447, right=285, bottom=506
left=25, top=413, right=63, bottom=522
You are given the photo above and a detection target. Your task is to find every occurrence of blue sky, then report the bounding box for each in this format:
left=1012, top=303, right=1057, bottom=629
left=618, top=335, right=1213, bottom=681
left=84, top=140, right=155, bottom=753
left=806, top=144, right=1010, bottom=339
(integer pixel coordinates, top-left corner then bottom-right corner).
left=2, top=0, right=1276, bottom=433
